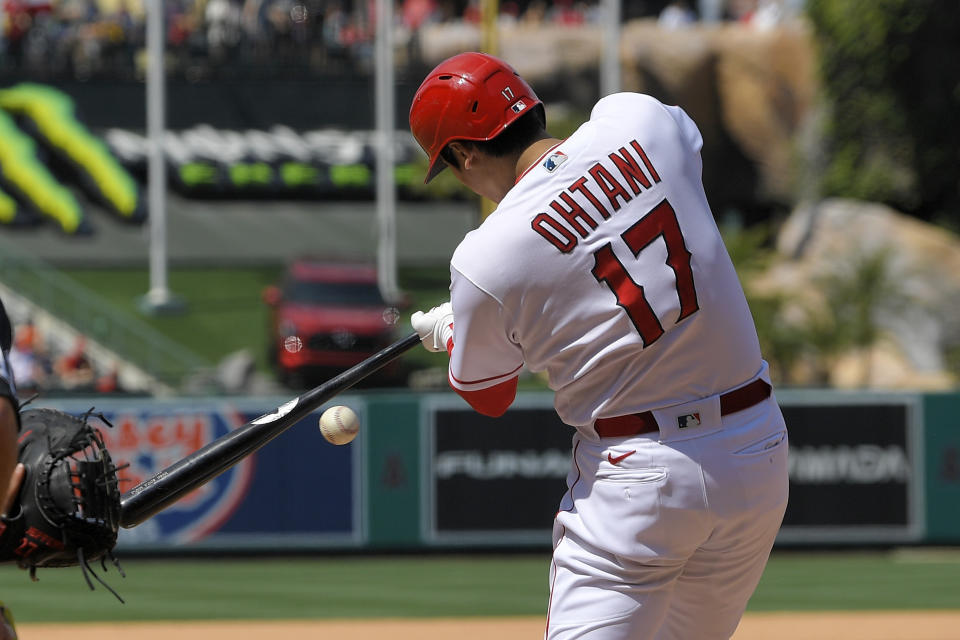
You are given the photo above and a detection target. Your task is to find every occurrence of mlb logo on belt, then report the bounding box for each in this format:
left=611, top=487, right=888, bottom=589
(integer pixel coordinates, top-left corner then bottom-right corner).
left=678, top=413, right=701, bottom=429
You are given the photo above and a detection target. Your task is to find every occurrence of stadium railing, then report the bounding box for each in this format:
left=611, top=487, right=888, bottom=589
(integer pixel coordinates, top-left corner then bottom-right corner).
left=0, top=239, right=210, bottom=392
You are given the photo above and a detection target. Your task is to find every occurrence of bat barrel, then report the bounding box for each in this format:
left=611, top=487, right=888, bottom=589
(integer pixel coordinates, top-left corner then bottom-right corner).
left=119, top=332, right=421, bottom=528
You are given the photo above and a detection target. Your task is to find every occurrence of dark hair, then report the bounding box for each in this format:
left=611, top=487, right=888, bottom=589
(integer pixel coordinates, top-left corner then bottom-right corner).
left=439, top=103, right=547, bottom=170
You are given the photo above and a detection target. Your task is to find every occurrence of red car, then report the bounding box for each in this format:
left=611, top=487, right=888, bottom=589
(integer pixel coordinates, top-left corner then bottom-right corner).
left=263, top=259, right=404, bottom=388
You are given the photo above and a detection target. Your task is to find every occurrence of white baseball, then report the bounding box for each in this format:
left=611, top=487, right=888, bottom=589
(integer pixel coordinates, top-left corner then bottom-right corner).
left=319, top=405, right=360, bottom=445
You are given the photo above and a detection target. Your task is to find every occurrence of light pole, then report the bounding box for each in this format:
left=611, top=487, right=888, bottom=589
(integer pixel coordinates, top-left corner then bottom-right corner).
left=375, top=0, right=400, bottom=304
left=140, top=0, right=184, bottom=315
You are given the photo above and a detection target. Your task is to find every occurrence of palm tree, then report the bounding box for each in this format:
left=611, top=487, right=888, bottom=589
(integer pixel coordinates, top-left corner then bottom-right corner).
left=815, top=247, right=908, bottom=387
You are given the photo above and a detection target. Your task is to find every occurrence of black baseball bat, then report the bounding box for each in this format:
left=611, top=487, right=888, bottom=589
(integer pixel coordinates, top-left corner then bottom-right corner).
left=119, top=331, right=422, bottom=528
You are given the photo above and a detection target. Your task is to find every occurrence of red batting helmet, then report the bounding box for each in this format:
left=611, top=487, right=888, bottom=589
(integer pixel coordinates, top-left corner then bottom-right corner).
left=409, top=52, right=542, bottom=183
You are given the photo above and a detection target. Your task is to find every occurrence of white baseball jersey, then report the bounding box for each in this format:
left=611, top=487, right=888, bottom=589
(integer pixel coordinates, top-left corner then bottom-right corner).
left=449, top=92, right=763, bottom=435
left=447, top=92, right=789, bottom=639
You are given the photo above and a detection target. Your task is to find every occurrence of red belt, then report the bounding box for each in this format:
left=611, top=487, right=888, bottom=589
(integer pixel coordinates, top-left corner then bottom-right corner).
left=594, top=378, right=772, bottom=438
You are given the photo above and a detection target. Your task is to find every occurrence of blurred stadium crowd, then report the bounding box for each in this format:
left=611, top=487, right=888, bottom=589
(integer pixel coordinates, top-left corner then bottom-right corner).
left=0, top=0, right=801, bottom=80
left=0, top=0, right=604, bottom=80
left=8, top=319, right=123, bottom=395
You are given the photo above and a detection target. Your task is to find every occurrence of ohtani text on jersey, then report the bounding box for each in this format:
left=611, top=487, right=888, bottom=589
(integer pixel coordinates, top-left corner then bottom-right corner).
left=531, top=139, right=662, bottom=253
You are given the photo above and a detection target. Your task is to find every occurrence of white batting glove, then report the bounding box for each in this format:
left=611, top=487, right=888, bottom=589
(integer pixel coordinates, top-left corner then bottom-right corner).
left=411, top=302, right=454, bottom=353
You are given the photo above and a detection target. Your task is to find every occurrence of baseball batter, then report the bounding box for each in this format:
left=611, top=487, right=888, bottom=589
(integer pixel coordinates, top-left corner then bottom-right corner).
left=409, top=52, right=789, bottom=639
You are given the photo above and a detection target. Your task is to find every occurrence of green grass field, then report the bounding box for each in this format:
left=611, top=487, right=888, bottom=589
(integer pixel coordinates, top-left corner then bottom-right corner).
left=1, top=550, right=958, bottom=623
left=67, top=266, right=283, bottom=373
left=65, top=266, right=453, bottom=381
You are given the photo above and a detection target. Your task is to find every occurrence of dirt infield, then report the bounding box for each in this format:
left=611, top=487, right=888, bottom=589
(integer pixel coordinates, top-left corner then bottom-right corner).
left=17, top=612, right=960, bottom=640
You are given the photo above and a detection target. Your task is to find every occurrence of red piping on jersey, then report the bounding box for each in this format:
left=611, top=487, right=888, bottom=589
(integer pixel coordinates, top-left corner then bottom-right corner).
left=449, top=362, right=523, bottom=386
left=444, top=325, right=520, bottom=416
left=445, top=332, right=454, bottom=354
left=516, top=141, right=564, bottom=184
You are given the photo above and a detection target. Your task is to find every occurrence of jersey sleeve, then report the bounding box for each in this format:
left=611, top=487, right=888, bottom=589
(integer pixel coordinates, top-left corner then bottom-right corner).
left=662, top=103, right=704, bottom=155
left=447, top=265, right=524, bottom=394
left=593, top=93, right=704, bottom=164
left=0, top=298, right=19, bottom=423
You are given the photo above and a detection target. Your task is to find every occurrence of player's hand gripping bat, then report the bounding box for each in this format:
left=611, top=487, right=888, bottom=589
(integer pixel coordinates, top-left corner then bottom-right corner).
left=118, top=332, right=421, bottom=528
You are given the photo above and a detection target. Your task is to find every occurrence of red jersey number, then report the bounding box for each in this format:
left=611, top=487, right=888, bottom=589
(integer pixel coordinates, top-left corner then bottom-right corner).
left=591, top=199, right=700, bottom=347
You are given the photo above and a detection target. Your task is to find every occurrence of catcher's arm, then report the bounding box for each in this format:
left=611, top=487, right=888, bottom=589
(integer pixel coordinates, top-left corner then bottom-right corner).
left=0, top=399, right=18, bottom=516
left=1, top=461, right=23, bottom=518
left=0, top=295, right=20, bottom=511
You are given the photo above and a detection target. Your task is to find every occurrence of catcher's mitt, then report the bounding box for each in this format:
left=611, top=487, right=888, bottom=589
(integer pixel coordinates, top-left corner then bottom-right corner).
left=0, top=408, right=124, bottom=600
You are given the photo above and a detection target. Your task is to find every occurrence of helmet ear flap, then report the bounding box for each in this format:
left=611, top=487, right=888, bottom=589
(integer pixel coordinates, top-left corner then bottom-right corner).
left=409, top=52, right=542, bottom=183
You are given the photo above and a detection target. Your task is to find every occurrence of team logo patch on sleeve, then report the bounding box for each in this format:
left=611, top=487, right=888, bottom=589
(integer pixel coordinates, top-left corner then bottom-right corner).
left=677, top=413, right=701, bottom=429
left=543, top=151, right=568, bottom=172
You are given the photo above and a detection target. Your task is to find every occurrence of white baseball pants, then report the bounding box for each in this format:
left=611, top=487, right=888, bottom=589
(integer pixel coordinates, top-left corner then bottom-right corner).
left=545, top=390, right=789, bottom=640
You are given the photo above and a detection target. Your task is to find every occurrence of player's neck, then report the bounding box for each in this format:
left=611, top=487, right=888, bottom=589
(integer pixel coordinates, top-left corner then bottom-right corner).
left=515, top=137, right=563, bottom=182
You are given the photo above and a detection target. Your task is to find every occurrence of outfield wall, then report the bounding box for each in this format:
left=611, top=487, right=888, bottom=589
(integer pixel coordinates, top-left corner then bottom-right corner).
left=41, top=389, right=960, bottom=552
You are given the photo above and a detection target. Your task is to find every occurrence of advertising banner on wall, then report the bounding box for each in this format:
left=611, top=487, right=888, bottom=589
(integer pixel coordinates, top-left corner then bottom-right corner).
left=41, top=390, right=929, bottom=552
left=104, top=126, right=427, bottom=200
left=426, top=398, right=574, bottom=545
left=0, top=83, right=144, bottom=234
left=47, top=398, right=365, bottom=551
left=776, top=394, right=923, bottom=544
left=426, top=393, right=924, bottom=547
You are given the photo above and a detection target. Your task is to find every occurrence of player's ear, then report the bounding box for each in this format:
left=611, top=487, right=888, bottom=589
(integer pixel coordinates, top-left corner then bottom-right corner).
left=448, top=142, right=474, bottom=171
